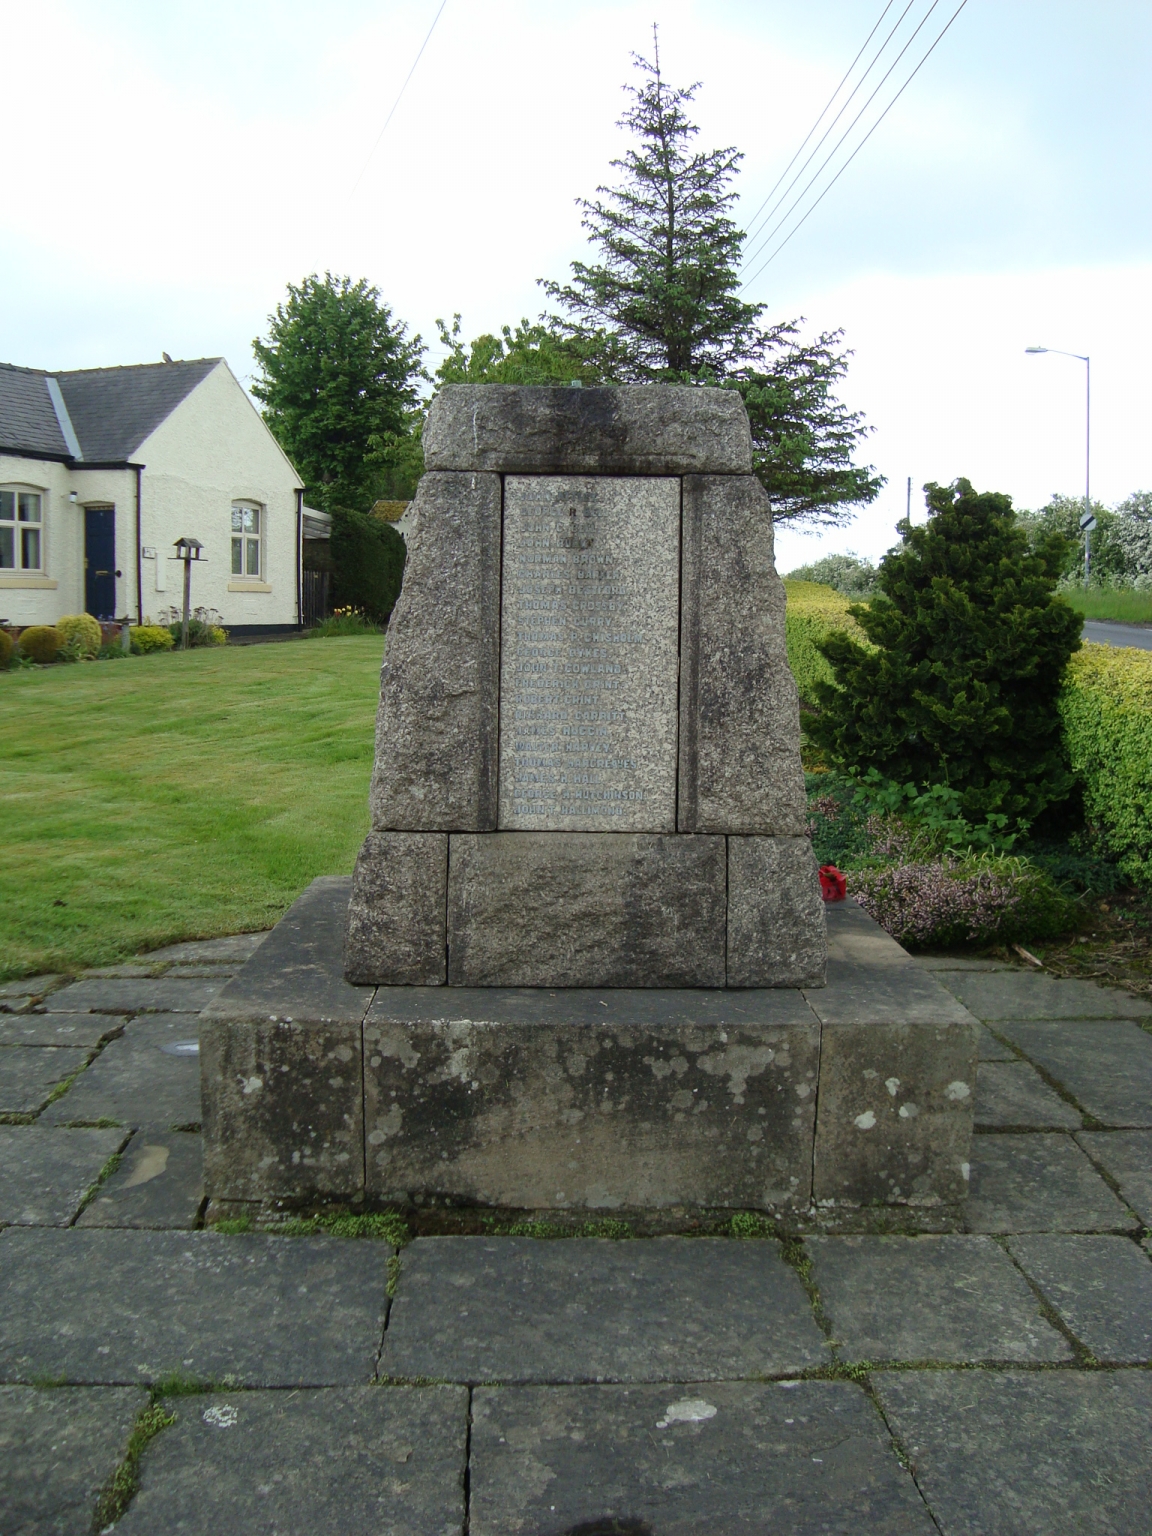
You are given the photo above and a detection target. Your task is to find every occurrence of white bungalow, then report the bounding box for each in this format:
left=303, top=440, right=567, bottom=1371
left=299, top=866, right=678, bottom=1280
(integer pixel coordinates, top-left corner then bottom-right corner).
left=0, top=357, right=306, bottom=635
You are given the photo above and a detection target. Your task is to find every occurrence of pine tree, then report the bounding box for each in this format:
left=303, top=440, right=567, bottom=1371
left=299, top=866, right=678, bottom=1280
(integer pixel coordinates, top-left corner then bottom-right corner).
left=539, top=37, right=881, bottom=524
left=806, top=479, right=1083, bottom=825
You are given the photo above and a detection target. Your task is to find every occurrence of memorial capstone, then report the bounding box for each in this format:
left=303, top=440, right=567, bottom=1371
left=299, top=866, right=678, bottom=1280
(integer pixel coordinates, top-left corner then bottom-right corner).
left=344, top=384, right=826, bottom=988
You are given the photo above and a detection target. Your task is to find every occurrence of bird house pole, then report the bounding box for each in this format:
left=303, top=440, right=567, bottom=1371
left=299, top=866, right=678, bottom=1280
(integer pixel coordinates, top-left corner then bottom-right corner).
left=172, top=538, right=204, bottom=650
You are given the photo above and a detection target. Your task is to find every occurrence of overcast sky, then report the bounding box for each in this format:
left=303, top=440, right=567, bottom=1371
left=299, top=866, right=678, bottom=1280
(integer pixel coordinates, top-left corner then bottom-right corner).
left=3, top=0, right=1149, bottom=569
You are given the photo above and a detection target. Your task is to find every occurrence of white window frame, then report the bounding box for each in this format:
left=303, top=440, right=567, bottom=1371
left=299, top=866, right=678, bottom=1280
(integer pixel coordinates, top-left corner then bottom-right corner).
left=0, top=485, right=45, bottom=572
left=231, top=501, right=263, bottom=579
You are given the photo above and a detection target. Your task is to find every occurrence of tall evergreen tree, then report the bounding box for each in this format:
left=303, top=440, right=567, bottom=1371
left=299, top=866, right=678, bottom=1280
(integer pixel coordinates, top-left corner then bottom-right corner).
left=807, top=479, right=1083, bottom=825
left=538, top=36, right=881, bottom=524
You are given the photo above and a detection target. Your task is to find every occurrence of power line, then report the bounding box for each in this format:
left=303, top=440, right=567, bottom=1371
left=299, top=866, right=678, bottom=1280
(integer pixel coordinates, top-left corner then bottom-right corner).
left=350, top=0, right=448, bottom=194
left=741, top=0, right=969, bottom=292
left=742, top=0, right=914, bottom=251
left=741, top=0, right=944, bottom=276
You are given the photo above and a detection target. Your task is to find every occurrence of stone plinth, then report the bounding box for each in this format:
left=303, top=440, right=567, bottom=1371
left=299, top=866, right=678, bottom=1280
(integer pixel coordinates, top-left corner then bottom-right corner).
left=201, top=881, right=978, bottom=1218
left=345, top=384, right=824, bottom=989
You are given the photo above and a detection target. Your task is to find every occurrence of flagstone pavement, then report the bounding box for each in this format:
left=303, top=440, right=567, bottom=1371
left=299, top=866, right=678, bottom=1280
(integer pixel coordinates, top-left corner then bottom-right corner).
left=1, top=932, right=1151, bottom=1534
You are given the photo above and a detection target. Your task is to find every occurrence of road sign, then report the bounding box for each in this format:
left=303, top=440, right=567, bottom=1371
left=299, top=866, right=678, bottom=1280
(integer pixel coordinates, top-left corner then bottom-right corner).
left=1079, top=512, right=1097, bottom=532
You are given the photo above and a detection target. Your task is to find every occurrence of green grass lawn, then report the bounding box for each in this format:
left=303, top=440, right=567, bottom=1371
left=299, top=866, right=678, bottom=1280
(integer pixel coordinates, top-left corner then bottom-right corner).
left=1062, top=588, right=1152, bottom=623
left=0, top=637, right=383, bottom=979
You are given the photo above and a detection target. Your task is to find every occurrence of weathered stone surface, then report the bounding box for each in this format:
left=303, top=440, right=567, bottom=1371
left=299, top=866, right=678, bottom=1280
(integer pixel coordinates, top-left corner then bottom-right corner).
left=119, top=1386, right=467, bottom=1536
left=0, top=973, right=61, bottom=999
left=0, top=1126, right=126, bottom=1226
left=813, top=903, right=977, bottom=1027
left=977, top=1023, right=1017, bottom=1060
left=77, top=1131, right=204, bottom=1230
left=1077, top=1130, right=1152, bottom=1224
left=41, top=1018, right=202, bottom=1129
left=46, top=977, right=224, bottom=1014
left=143, top=933, right=268, bottom=963
left=0, top=1385, right=148, bottom=1534
left=975, top=1060, right=1082, bottom=1129
left=0, top=1229, right=387, bottom=1386
left=0, top=1012, right=123, bottom=1048
left=994, top=1019, right=1152, bottom=1126
left=380, top=1237, right=826, bottom=1382
left=446, top=832, right=727, bottom=987
left=1007, top=1234, right=1152, bottom=1362
left=201, top=1016, right=362, bottom=1201
left=965, top=1133, right=1138, bottom=1233
left=812, top=1019, right=977, bottom=1207
left=936, top=969, right=1152, bottom=1019
left=679, top=474, right=807, bottom=834
left=368, top=471, right=501, bottom=831
left=913, top=955, right=1021, bottom=971
left=0, top=1045, right=88, bottom=1115
left=364, top=990, right=818, bottom=1210
left=203, top=878, right=372, bottom=1027
left=873, top=1369, right=1152, bottom=1535
left=469, top=1381, right=935, bottom=1535
left=727, top=836, right=827, bottom=987
left=807, top=1234, right=1072, bottom=1362
left=423, top=383, right=753, bottom=475
left=343, top=832, right=447, bottom=986
left=498, top=475, right=680, bottom=832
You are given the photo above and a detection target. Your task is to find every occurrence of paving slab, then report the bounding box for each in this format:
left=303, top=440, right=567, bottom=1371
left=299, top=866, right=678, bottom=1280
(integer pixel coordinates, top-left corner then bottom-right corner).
left=118, top=1386, right=467, bottom=1536
left=40, top=1017, right=202, bottom=1129
left=935, top=969, right=1152, bottom=1020
left=873, top=1367, right=1152, bottom=1536
left=807, top=1234, right=1071, bottom=1363
left=975, top=1060, right=1082, bottom=1129
left=0, top=1125, right=126, bottom=1226
left=81, top=964, right=162, bottom=978
left=0, top=996, right=35, bottom=1015
left=469, top=1380, right=935, bottom=1535
left=1007, top=1235, right=1152, bottom=1363
left=163, top=964, right=238, bottom=979
left=977, top=1024, right=1016, bottom=1060
left=0, top=1384, right=147, bottom=1535
left=380, top=1236, right=827, bottom=1383
left=0, top=1045, right=89, bottom=1115
left=0, top=974, right=62, bottom=998
left=76, top=1131, right=204, bottom=1229
left=141, top=933, right=269, bottom=963
left=966, top=1133, right=1138, bottom=1233
left=0, top=1012, right=124, bottom=1049
left=1077, top=1130, right=1152, bottom=1224
left=994, top=1019, right=1152, bottom=1127
left=913, top=956, right=1020, bottom=971
left=46, top=976, right=224, bottom=1015
left=0, top=1230, right=387, bottom=1386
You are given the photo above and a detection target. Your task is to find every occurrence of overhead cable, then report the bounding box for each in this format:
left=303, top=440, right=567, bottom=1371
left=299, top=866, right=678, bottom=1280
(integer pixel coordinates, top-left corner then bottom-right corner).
left=740, top=0, right=969, bottom=291
left=350, top=0, right=448, bottom=193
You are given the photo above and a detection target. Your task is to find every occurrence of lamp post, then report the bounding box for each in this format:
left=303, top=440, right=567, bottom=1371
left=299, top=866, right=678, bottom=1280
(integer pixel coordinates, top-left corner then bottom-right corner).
left=1025, top=346, right=1092, bottom=584
left=171, top=537, right=204, bottom=650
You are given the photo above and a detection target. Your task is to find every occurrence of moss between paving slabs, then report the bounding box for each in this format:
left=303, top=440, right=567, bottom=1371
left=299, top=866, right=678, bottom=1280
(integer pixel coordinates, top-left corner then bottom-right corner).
left=90, top=1402, right=177, bottom=1531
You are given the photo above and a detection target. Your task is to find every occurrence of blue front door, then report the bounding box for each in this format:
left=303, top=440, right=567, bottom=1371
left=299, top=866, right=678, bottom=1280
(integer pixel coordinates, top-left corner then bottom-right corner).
left=84, top=507, right=117, bottom=620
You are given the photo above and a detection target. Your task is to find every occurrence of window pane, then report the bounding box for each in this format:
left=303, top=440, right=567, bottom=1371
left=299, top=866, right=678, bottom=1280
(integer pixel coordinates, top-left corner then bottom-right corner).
left=231, top=507, right=243, bottom=532
left=231, top=537, right=243, bottom=575
left=18, top=493, right=41, bottom=523
left=0, top=490, right=14, bottom=521
left=0, top=527, right=13, bottom=567
left=246, top=537, right=260, bottom=576
left=21, top=527, right=41, bottom=568
left=244, top=508, right=258, bottom=533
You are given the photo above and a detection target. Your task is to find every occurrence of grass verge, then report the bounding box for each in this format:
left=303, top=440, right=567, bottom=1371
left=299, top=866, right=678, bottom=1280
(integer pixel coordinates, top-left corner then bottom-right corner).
left=1061, top=588, right=1152, bottom=624
left=0, top=636, right=382, bottom=978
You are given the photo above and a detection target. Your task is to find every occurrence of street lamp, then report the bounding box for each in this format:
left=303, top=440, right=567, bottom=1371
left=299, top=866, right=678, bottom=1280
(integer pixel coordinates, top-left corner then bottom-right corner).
left=1025, top=346, right=1093, bottom=584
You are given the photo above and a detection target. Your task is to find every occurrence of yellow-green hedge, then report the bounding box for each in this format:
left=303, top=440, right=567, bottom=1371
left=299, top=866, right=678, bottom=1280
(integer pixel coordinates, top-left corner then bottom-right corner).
left=1059, top=642, right=1152, bottom=885
left=783, top=579, right=866, bottom=706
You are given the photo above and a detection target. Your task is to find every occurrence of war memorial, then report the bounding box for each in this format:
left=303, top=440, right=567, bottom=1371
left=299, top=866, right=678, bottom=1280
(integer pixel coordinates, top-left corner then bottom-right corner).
left=200, top=385, right=978, bottom=1223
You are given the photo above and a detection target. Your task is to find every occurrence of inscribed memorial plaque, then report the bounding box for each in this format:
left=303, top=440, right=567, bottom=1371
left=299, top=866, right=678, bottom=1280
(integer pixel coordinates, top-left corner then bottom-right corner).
left=498, top=476, right=679, bottom=832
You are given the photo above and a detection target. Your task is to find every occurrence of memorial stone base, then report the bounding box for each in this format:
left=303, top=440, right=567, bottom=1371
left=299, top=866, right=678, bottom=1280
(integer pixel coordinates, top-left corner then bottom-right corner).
left=200, top=880, right=979, bottom=1222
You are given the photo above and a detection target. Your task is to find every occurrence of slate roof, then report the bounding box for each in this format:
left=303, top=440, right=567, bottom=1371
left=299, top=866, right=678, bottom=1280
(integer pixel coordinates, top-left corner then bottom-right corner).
left=0, top=358, right=221, bottom=463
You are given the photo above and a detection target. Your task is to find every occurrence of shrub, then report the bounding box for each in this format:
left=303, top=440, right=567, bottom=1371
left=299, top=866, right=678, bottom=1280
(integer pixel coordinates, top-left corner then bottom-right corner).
left=17, top=625, right=60, bottom=664
left=850, top=855, right=1077, bottom=950
left=308, top=606, right=381, bottom=638
left=130, top=625, right=175, bottom=654
left=807, top=478, right=1082, bottom=828
left=783, top=580, right=866, bottom=708
left=0, top=628, right=13, bottom=668
left=166, top=618, right=226, bottom=648
left=330, top=507, right=406, bottom=624
left=56, top=613, right=102, bottom=659
left=1059, top=643, right=1152, bottom=886
left=785, top=551, right=878, bottom=596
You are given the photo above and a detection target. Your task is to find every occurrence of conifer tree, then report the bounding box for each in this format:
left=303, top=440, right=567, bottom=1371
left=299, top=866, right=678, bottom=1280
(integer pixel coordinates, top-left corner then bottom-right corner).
left=807, top=479, right=1083, bottom=825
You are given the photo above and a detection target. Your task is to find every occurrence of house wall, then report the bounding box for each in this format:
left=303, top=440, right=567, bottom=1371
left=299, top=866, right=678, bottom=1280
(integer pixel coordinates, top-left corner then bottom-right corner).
left=135, top=362, right=303, bottom=629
